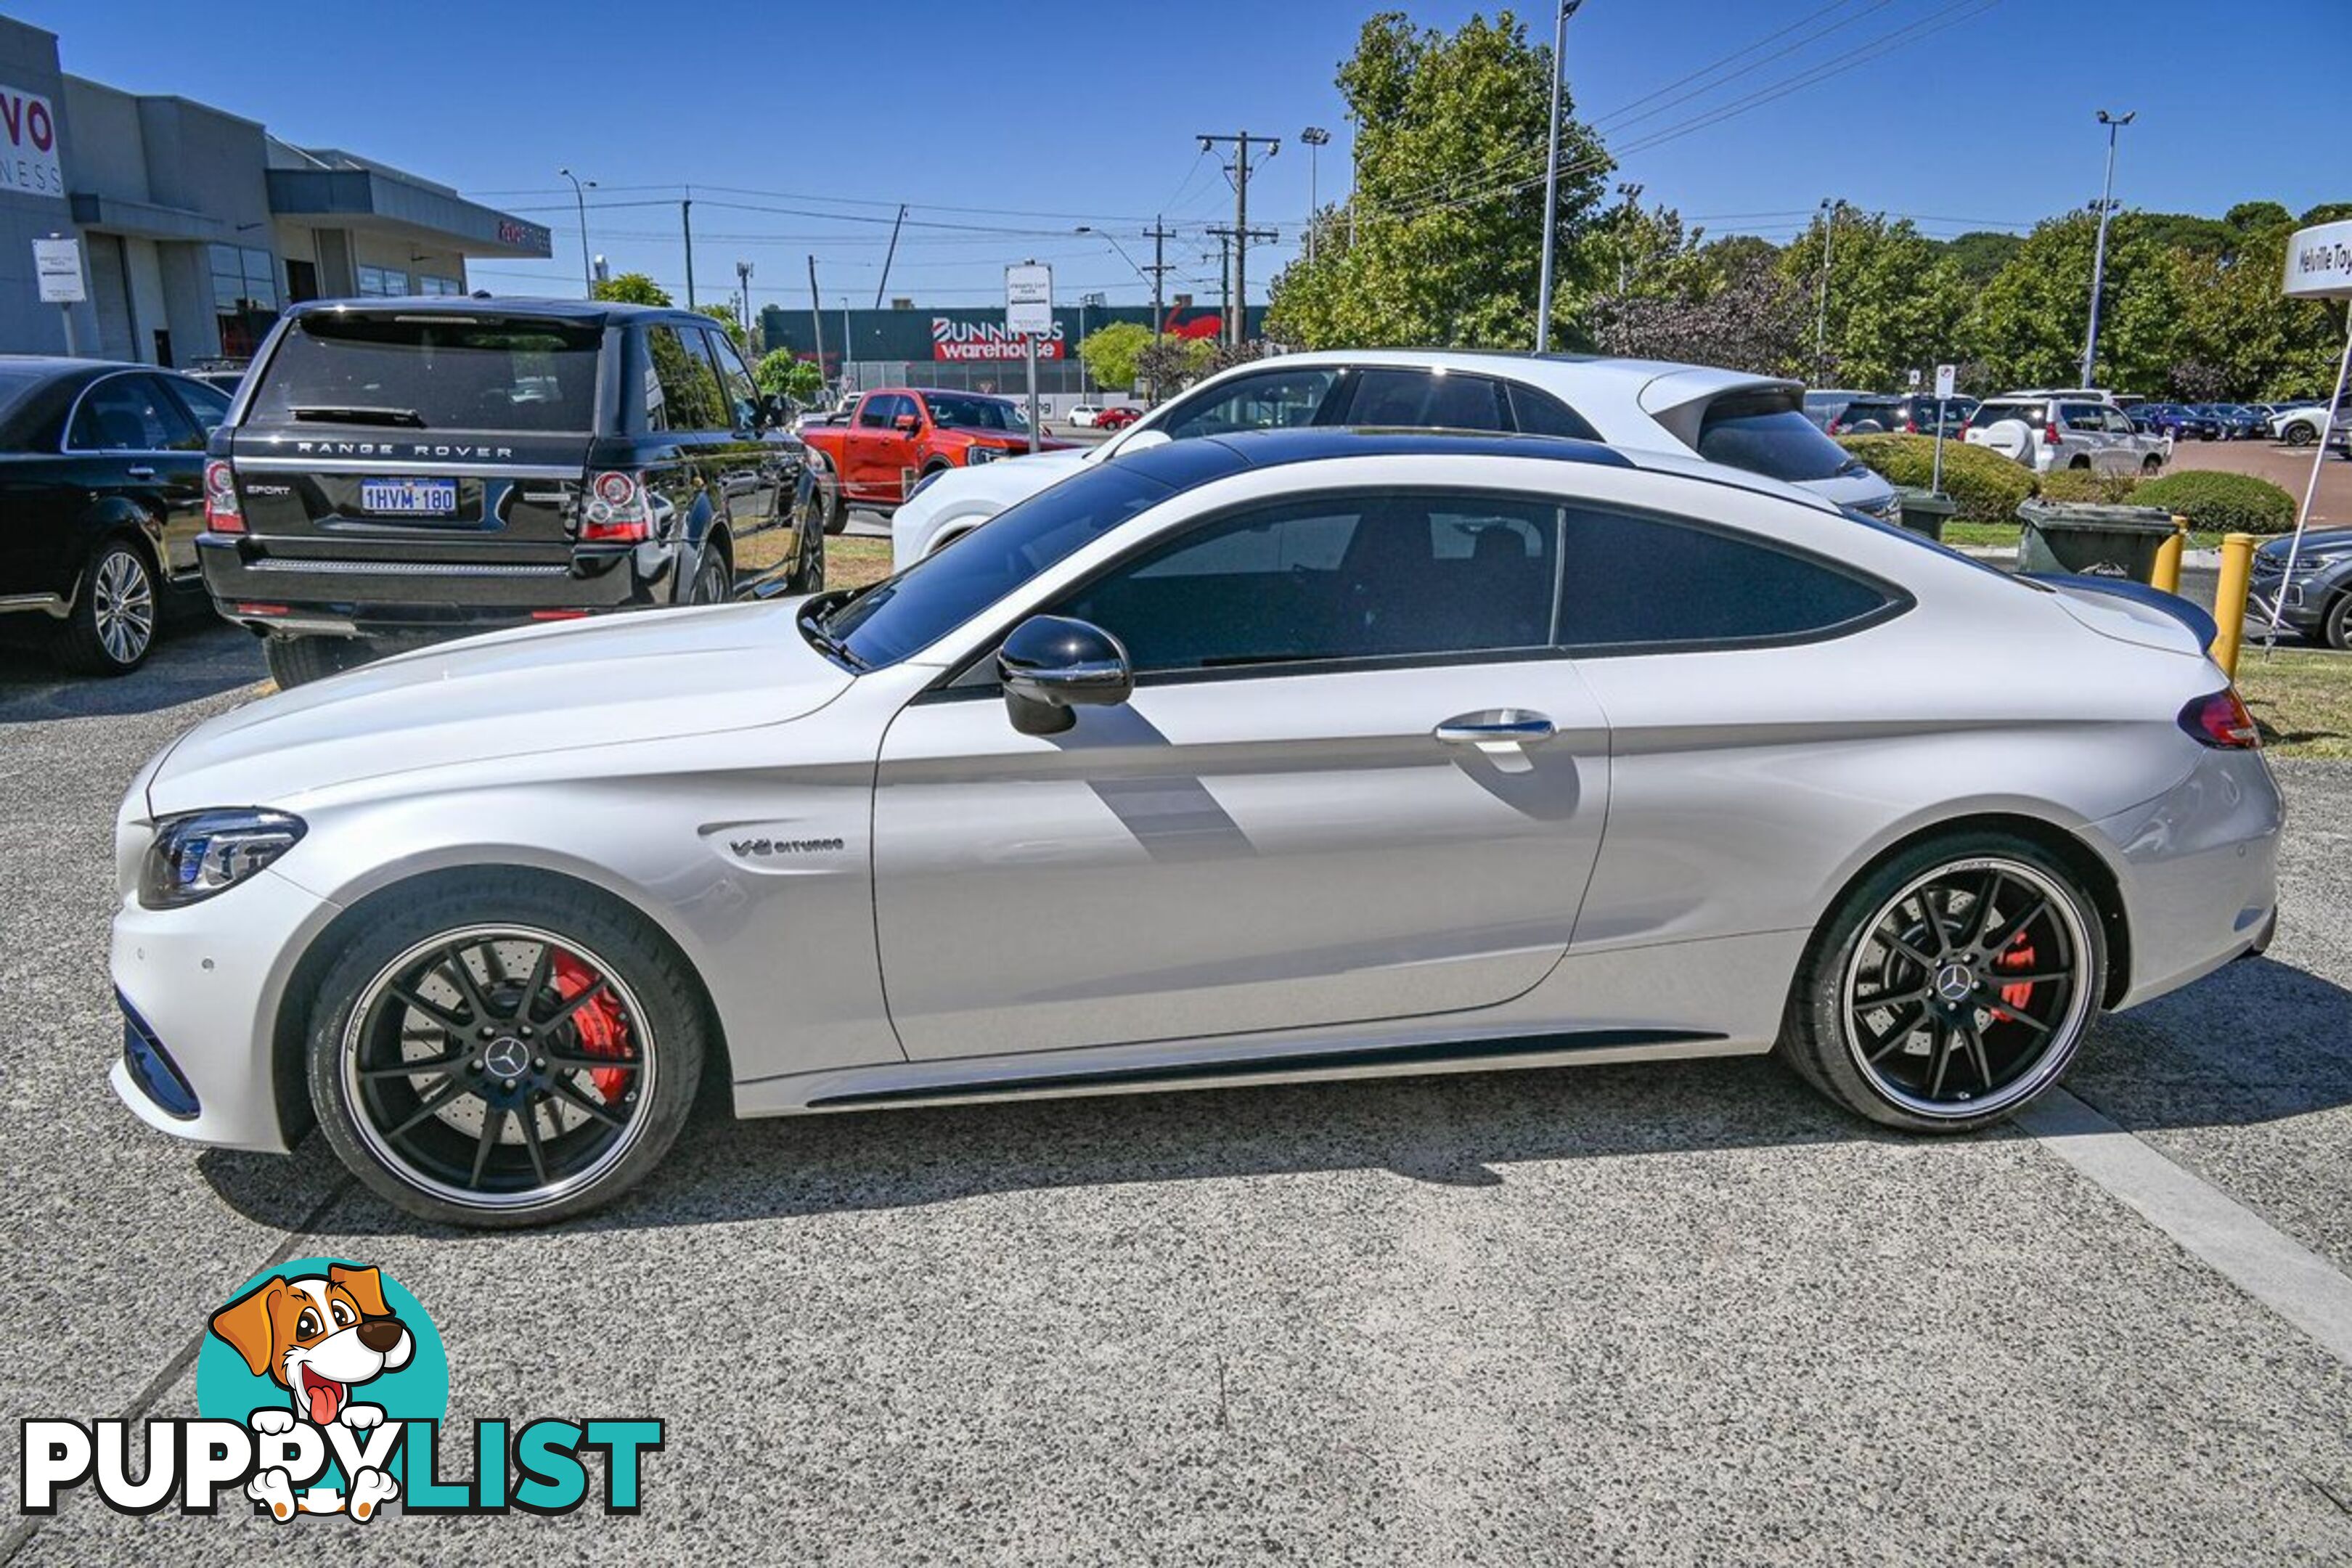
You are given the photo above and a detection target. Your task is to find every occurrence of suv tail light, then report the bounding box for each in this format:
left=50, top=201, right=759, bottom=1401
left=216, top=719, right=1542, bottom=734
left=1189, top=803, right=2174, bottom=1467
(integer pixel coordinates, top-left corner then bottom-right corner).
left=2044, top=420, right=2063, bottom=447
left=581, top=470, right=653, bottom=542
left=1826, top=418, right=1842, bottom=436
left=2179, top=688, right=2261, bottom=749
left=1903, top=416, right=1918, bottom=434
left=203, top=460, right=245, bottom=535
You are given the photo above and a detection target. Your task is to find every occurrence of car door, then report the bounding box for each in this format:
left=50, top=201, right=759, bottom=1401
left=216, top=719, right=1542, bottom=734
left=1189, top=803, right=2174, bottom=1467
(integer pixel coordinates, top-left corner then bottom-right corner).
left=871, top=487, right=1613, bottom=1059
left=843, top=393, right=910, bottom=503
left=65, top=372, right=207, bottom=581
left=639, top=323, right=734, bottom=580
left=695, top=327, right=790, bottom=585
left=2104, top=407, right=2147, bottom=470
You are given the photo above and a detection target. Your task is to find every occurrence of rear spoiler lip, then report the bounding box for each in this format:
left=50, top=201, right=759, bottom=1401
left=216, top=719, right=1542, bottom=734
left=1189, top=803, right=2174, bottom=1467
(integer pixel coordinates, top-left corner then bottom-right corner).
left=2025, top=571, right=2219, bottom=652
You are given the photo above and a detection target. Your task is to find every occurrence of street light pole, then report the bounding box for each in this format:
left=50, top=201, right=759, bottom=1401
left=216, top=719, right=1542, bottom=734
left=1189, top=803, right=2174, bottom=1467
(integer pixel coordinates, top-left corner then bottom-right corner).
left=559, top=168, right=595, bottom=296
left=838, top=296, right=854, bottom=395
left=2081, top=109, right=2135, bottom=390
left=1301, top=126, right=1330, bottom=264
left=736, top=260, right=754, bottom=341
left=1815, top=197, right=1840, bottom=384
left=1535, top=0, right=1583, bottom=353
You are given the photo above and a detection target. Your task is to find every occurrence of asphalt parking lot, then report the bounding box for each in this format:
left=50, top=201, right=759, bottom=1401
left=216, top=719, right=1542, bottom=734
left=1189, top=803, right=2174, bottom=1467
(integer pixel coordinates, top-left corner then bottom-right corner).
left=6, top=621, right=2352, bottom=1562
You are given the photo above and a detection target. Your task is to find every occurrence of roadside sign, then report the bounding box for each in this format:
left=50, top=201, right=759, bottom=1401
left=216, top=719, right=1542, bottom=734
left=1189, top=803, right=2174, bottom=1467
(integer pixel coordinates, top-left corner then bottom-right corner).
left=2284, top=219, right=2352, bottom=300
left=1935, top=364, right=1956, bottom=399
left=33, top=235, right=82, bottom=303
left=1907, top=368, right=1922, bottom=388
left=1005, top=263, right=1053, bottom=339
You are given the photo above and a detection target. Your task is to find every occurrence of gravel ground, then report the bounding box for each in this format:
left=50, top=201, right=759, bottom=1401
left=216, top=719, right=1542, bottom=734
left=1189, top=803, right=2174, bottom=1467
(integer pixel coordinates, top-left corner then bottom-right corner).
left=4, top=623, right=2352, bottom=1562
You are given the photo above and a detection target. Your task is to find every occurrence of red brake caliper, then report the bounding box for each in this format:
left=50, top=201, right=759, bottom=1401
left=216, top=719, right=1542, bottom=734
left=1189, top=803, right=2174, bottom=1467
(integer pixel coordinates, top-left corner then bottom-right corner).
left=1993, top=936, right=2037, bottom=1020
left=551, top=951, right=632, bottom=1101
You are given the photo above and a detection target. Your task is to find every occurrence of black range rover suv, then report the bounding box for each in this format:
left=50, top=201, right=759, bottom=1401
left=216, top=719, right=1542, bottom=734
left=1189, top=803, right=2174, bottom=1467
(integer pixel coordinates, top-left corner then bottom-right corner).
left=202, top=297, right=819, bottom=685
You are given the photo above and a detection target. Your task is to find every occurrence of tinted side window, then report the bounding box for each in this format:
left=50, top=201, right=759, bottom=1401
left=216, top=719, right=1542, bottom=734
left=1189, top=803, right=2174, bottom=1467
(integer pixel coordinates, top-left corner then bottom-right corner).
left=163, top=376, right=232, bottom=436
left=2058, top=402, right=2105, bottom=428
left=69, top=375, right=200, bottom=452
left=701, top=330, right=761, bottom=430
left=1342, top=369, right=1509, bottom=432
left=645, top=325, right=727, bottom=432
left=1159, top=367, right=1343, bottom=441
left=1556, top=507, right=1892, bottom=649
left=1507, top=385, right=1602, bottom=441
left=1052, top=491, right=1561, bottom=674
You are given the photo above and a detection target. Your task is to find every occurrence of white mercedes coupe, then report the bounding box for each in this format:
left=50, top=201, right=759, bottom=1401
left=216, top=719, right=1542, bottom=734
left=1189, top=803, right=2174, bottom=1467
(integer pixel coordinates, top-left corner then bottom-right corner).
left=110, top=429, right=2280, bottom=1225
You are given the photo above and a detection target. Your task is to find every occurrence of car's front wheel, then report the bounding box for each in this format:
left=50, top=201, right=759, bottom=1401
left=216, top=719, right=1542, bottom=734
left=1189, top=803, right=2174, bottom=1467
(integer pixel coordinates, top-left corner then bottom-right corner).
left=1779, top=833, right=2105, bottom=1132
left=308, top=876, right=707, bottom=1226
left=2284, top=421, right=2317, bottom=446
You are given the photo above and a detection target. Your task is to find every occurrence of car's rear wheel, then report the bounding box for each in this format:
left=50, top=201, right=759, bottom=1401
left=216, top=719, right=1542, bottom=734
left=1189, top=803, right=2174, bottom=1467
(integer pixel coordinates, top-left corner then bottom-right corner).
left=685, top=542, right=730, bottom=605
left=52, top=537, right=156, bottom=676
left=2284, top=420, right=2317, bottom=446
left=788, top=505, right=825, bottom=594
left=2142, top=454, right=2163, bottom=474
left=264, top=634, right=372, bottom=689
left=309, top=878, right=706, bottom=1226
left=1780, top=834, right=2104, bottom=1132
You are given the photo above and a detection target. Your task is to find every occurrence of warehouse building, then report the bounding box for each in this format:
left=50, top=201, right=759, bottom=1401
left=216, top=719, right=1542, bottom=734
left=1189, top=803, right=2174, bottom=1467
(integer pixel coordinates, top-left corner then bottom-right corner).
left=0, top=12, right=550, bottom=364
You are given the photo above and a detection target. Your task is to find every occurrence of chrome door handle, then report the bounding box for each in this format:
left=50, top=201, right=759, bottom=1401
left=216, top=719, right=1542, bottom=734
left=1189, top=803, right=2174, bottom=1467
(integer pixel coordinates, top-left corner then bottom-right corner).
left=124, top=465, right=156, bottom=479
left=1434, top=709, right=1557, bottom=746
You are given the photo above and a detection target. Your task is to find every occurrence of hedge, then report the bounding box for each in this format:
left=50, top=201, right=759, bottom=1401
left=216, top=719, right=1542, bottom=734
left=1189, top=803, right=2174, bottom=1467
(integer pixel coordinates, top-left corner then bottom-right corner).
left=1834, top=433, right=2035, bottom=523
left=2035, top=467, right=2139, bottom=505
left=2129, top=470, right=2299, bottom=535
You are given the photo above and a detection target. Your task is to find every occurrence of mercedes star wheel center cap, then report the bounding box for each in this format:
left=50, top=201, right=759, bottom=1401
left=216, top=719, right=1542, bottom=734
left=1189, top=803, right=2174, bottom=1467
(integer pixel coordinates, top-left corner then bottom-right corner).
left=483, top=1037, right=531, bottom=1079
left=1935, top=963, right=1975, bottom=1003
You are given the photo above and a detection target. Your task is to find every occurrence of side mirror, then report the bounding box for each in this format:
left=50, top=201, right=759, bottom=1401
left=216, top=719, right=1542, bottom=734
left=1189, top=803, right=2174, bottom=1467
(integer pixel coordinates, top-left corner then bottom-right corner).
left=997, top=616, right=1132, bottom=736
left=893, top=412, right=920, bottom=433
left=760, top=393, right=792, bottom=427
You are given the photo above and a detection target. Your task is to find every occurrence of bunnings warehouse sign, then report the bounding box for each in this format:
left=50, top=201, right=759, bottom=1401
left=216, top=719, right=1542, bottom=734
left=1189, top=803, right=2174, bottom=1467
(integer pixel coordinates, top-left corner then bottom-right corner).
left=761, top=303, right=1265, bottom=365
left=934, top=317, right=1066, bottom=360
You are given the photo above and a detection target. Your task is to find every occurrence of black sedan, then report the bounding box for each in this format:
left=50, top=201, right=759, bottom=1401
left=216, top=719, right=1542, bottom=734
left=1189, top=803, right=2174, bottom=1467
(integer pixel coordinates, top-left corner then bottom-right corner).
left=0, top=358, right=233, bottom=674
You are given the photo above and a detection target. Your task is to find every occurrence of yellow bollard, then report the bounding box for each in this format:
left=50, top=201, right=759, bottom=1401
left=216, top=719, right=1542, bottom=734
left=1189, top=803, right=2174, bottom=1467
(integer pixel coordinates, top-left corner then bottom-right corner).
left=2151, top=513, right=2187, bottom=595
left=2210, top=531, right=2255, bottom=680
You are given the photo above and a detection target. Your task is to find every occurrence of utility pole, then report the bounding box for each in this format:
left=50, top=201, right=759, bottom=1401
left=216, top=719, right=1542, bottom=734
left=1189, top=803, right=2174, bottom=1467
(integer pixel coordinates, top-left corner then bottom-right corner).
left=2081, top=109, right=2135, bottom=390
left=1144, top=216, right=1174, bottom=345
left=806, top=255, right=826, bottom=393
left=840, top=296, right=854, bottom=394
left=559, top=168, right=595, bottom=296
left=1814, top=197, right=1841, bottom=385
left=681, top=198, right=696, bottom=309
left=1199, top=131, right=1279, bottom=345
left=1300, top=127, right=1330, bottom=263
left=1535, top=0, right=1583, bottom=352
left=1206, top=225, right=1276, bottom=346
left=874, top=203, right=907, bottom=309
left=735, top=260, right=754, bottom=338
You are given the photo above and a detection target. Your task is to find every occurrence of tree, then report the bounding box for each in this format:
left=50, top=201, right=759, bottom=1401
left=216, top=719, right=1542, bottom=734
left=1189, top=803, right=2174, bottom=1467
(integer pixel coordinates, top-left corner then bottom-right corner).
left=1267, top=9, right=1610, bottom=350
left=2169, top=224, right=2350, bottom=399
left=1076, top=322, right=1154, bottom=390
left=698, top=303, right=748, bottom=351
left=1940, top=231, right=2024, bottom=287
left=1593, top=250, right=1805, bottom=377
left=1963, top=211, right=2185, bottom=392
left=1132, top=335, right=1217, bottom=396
left=1778, top=209, right=1964, bottom=388
left=754, top=349, right=825, bottom=402
left=591, top=273, right=671, bottom=307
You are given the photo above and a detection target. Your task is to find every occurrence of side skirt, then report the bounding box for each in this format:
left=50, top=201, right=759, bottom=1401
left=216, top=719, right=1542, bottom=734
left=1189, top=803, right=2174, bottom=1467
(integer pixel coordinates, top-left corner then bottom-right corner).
left=764, top=1028, right=1747, bottom=1116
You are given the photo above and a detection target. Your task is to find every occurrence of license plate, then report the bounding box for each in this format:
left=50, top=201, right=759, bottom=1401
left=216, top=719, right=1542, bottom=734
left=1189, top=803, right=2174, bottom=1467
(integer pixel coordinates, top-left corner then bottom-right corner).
left=359, top=478, right=459, bottom=516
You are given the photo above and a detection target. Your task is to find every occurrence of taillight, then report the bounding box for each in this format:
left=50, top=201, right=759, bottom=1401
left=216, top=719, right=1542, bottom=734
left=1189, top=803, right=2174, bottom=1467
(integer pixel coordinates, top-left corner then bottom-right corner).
left=2179, top=689, right=2261, bottom=749
left=203, top=460, right=245, bottom=535
left=581, top=470, right=652, bottom=542
left=2044, top=422, right=2063, bottom=447
left=1903, top=417, right=1918, bottom=434
left=1826, top=419, right=1842, bottom=436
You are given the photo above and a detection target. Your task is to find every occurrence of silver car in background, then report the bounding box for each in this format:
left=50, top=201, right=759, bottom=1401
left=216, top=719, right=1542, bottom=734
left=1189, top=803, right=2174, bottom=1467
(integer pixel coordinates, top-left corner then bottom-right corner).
left=110, top=429, right=2278, bottom=1226
left=891, top=351, right=1900, bottom=568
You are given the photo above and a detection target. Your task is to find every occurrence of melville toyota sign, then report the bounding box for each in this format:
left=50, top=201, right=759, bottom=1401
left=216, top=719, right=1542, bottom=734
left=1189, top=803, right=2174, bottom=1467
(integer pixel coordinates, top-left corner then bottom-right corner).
left=0, top=84, right=62, bottom=197
left=934, top=316, right=1066, bottom=361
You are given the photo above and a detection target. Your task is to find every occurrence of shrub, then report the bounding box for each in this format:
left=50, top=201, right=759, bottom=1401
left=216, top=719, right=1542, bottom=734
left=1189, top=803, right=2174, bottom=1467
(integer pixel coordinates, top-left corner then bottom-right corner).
left=1834, top=433, right=2036, bottom=523
left=2131, top=470, right=2298, bottom=534
left=2036, top=467, right=2139, bottom=505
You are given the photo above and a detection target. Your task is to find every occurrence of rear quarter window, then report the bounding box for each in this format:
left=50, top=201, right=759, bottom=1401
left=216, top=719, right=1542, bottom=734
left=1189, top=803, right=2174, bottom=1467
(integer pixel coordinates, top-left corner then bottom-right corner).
left=1558, top=506, right=1898, bottom=649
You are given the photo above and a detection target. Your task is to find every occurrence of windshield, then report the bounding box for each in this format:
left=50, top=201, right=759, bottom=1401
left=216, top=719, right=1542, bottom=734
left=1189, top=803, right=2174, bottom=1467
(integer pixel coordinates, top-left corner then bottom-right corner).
left=1699, top=392, right=1858, bottom=483
left=928, top=395, right=1029, bottom=432
left=248, top=312, right=604, bottom=433
left=814, top=462, right=1172, bottom=667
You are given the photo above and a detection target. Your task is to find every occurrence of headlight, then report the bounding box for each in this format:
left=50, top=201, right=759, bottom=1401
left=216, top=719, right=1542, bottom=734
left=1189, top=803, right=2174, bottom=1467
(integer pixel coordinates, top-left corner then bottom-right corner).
left=2292, top=550, right=2351, bottom=574
left=965, top=444, right=1000, bottom=465
left=139, top=809, right=306, bottom=908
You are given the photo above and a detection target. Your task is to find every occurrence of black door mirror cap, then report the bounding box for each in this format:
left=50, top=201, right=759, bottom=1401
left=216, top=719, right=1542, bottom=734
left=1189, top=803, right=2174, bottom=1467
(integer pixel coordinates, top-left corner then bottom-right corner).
left=998, top=614, right=1133, bottom=735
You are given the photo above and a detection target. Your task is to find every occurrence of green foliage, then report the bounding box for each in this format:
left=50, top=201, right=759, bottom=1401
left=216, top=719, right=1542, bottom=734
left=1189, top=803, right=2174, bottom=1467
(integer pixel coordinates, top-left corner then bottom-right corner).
left=1076, top=322, right=1154, bottom=390
left=591, top=273, right=671, bottom=307
left=2036, top=467, right=2139, bottom=505
left=698, top=303, right=748, bottom=350
left=1939, top=230, right=2024, bottom=287
left=1834, top=434, right=2036, bottom=523
left=1778, top=209, right=1964, bottom=388
left=1267, top=9, right=1609, bottom=350
left=2168, top=224, right=2350, bottom=399
left=754, top=349, right=823, bottom=401
left=2131, top=470, right=2298, bottom=535
left=1964, top=212, right=2184, bottom=392
left=1133, top=335, right=1217, bottom=394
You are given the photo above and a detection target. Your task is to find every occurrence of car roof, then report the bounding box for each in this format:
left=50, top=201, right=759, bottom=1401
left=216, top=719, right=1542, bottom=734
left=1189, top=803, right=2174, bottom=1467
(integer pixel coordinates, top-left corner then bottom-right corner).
left=282, top=295, right=701, bottom=327
left=1224, top=347, right=1797, bottom=405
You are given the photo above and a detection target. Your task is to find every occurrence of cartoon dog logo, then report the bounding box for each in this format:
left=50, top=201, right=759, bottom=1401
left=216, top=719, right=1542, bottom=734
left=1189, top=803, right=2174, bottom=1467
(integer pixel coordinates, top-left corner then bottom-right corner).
left=207, top=1263, right=413, bottom=1520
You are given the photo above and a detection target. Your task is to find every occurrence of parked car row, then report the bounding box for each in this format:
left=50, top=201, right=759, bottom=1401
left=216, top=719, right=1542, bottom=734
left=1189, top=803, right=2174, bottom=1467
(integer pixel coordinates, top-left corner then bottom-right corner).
left=1959, top=391, right=2172, bottom=475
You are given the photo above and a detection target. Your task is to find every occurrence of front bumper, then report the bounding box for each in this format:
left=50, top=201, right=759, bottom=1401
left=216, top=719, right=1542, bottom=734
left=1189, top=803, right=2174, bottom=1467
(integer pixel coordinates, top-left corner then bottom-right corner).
left=197, top=533, right=681, bottom=638
left=110, top=865, right=342, bottom=1153
left=2096, top=746, right=2284, bottom=1010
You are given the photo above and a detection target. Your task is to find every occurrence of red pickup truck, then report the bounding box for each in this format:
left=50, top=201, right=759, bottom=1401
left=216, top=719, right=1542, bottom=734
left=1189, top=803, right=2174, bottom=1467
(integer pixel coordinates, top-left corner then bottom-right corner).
left=799, top=387, right=1071, bottom=532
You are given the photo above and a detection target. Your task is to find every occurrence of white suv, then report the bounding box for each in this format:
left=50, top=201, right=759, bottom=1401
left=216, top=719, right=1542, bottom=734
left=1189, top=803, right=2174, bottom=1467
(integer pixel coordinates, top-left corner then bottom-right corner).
left=1963, top=394, right=2171, bottom=476
left=892, top=351, right=1901, bottom=568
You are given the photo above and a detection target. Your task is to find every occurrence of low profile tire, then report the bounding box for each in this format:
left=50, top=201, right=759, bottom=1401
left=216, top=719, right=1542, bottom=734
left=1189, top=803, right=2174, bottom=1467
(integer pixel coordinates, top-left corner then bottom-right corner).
left=264, top=634, right=372, bottom=689
left=306, top=876, right=707, bottom=1227
left=1779, top=832, right=2106, bottom=1134
left=2284, top=421, right=2317, bottom=447
left=52, top=536, right=156, bottom=676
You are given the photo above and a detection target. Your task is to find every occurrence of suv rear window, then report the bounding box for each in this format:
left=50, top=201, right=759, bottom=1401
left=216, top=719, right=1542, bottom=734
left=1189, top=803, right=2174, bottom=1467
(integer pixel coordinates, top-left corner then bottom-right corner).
left=248, top=312, right=604, bottom=434
left=1834, top=399, right=1900, bottom=430
left=1968, top=401, right=2044, bottom=429
left=1696, top=391, right=1855, bottom=483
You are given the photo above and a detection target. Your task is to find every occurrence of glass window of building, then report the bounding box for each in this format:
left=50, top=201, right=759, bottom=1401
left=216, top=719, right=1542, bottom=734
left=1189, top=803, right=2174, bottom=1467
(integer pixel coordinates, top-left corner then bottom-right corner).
left=210, top=244, right=281, bottom=357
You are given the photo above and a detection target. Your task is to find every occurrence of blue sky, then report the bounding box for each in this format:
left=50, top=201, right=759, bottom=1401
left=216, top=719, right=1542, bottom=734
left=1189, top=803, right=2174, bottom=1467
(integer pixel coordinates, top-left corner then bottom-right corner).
left=25, top=0, right=2349, bottom=311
